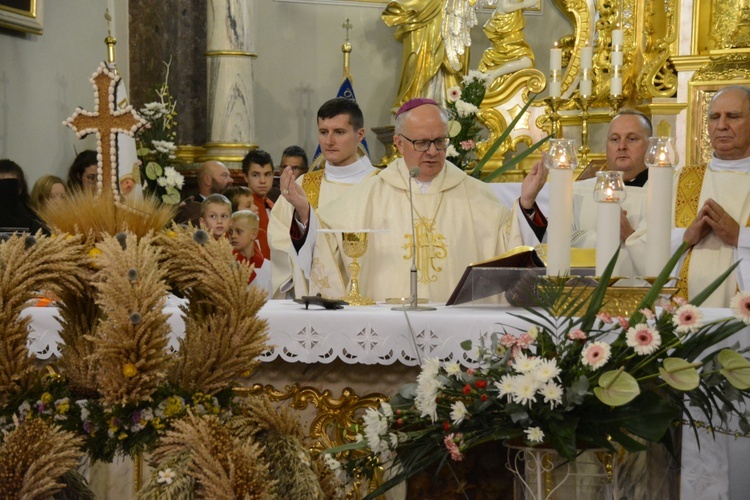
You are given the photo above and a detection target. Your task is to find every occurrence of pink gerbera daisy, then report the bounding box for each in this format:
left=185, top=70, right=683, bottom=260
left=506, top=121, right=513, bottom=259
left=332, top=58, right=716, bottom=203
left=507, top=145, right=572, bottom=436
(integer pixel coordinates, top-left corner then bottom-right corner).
left=730, top=291, right=750, bottom=325
left=626, top=323, right=662, bottom=355
left=672, top=304, right=703, bottom=334
left=581, top=341, right=611, bottom=370
left=567, top=329, right=587, bottom=341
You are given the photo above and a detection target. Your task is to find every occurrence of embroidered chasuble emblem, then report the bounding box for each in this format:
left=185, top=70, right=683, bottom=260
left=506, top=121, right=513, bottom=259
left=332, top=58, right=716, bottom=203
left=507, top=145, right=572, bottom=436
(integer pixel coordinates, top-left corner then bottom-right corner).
left=301, top=170, right=325, bottom=209
left=674, top=165, right=706, bottom=299
left=309, top=256, right=332, bottom=293
left=403, top=217, right=447, bottom=284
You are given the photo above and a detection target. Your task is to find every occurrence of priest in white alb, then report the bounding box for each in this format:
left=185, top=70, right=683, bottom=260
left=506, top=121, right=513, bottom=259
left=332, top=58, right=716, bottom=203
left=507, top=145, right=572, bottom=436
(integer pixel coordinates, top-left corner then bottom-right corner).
left=277, top=98, right=545, bottom=303
left=668, top=85, right=750, bottom=306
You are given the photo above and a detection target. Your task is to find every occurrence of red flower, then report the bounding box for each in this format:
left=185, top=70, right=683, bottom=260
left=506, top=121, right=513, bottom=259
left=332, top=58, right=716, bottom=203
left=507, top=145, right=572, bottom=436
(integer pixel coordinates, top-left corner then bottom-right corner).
left=443, top=421, right=451, bottom=432
left=475, top=380, right=488, bottom=389
left=397, top=418, right=404, bottom=426
left=462, top=384, right=472, bottom=394
left=480, top=394, right=488, bottom=402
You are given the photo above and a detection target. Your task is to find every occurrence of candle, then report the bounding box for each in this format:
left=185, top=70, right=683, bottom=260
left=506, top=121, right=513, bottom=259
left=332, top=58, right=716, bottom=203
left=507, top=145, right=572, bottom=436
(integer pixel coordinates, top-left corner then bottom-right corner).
left=549, top=45, right=562, bottom=98
left=549, top=80, right=562, bottom=98
left=611, top=51, right=623, bottom=67
left=580, top=78, right=592, bottom=97
left=581, top=46, right=593, bottom=71
left=612, top=29, right=624, bottom=48
left=548, top=168, right=573, bottom=277
left=545, top=139, right=577, bottom=277
left=580, top=46, right=593, bottom=97
left=550, top=46, right=562, bottom=72
left=610, top=77, right=622, bottom=96
left=596, top=201, right=620, bottom=276
left=644, top=137, right=677, bottom=276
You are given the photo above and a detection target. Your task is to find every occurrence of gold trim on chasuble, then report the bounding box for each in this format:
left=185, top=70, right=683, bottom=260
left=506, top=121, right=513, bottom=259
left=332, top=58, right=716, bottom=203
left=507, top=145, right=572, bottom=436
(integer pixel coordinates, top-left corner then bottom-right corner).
left=302, top=170, right=332, bottom=295
left=674, top=165, right=707, bottom=299
left=301, top=170, right=325, bottom=209
left=402, top=194, right=447, bottom=284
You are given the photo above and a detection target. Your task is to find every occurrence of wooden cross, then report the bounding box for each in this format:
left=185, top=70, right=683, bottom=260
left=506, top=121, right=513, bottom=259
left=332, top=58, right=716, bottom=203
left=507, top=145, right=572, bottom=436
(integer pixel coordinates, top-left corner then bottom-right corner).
left=65, top=63, right=145, bottom=199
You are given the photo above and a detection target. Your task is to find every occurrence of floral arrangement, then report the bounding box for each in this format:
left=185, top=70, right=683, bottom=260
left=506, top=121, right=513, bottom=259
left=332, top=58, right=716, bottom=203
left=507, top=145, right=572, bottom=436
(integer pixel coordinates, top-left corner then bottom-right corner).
left=136, top=60, right=184, bottom=205
left=445, top=70, right=491, bottom=172
left=328, top=247, right=750, bottom=497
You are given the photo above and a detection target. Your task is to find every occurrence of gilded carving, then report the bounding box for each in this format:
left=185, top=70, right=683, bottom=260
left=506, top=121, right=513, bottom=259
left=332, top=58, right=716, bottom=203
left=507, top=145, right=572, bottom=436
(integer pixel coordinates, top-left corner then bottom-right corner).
left=636, top=0, right=678, bottom=98
left=711, top=0, right=750, bottom=49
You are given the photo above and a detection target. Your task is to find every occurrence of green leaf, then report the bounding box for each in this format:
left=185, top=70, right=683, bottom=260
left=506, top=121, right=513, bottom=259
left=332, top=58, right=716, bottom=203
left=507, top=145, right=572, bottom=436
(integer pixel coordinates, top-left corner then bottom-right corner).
left=136, top=147, right=151, bottom=156
left=460, top=340, right=473, bottom=351
left=593, top=369, right=640, bottom=406
left=161, top=187, right=181, bottom=205
left=718, top=349, right=750, bottom=390
left=448, top=120, right=461, bottom=137
left=145, top=162, right=162, bottom=180
left=659, top=358, right=701, bottom=391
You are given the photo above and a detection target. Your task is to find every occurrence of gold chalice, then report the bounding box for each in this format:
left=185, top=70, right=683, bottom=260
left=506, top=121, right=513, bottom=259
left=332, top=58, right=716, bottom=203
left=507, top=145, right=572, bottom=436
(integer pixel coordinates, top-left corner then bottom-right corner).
left=341, top=231, right=375, bottom=306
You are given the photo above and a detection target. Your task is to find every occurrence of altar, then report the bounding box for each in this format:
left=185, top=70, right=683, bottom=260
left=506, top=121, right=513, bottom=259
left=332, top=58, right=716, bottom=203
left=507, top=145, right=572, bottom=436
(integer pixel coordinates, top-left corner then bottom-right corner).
left=23, top=299, right=750, bottom=499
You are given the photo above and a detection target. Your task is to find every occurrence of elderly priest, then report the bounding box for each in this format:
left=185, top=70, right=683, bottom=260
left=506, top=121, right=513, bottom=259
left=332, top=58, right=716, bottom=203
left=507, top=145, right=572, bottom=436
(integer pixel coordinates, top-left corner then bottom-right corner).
left=276, top=98, right=544, bottom=303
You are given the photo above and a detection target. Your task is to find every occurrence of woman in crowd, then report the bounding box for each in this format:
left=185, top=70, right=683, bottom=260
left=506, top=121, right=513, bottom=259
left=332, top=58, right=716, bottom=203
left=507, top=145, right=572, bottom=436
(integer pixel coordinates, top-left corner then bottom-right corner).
left=0, top=159, right=39, bottom=232
left=66, top=150, right=98, bottom=192
left=30, top=175, right=67, bottom=211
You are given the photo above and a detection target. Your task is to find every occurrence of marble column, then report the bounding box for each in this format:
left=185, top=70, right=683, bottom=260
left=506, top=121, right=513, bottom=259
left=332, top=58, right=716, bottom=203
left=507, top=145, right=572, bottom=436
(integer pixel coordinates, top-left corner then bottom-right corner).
left=203, top=0, right=257, bottom=162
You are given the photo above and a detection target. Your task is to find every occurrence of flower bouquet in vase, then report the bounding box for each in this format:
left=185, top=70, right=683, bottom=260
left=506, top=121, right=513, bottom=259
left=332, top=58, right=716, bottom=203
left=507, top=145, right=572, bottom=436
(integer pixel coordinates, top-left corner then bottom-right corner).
left=326, top=245, right=750, bottom=498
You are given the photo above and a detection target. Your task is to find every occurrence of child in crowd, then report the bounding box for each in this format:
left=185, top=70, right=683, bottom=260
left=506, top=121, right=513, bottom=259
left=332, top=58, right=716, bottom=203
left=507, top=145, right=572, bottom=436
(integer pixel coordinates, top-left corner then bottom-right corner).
left=241, top=150, right=274, bottom=260
left=230, top=210, right=271, bottom=294
left=199, top=194, right=232, bottom=239
left=223, top=186, right=258, bottom=213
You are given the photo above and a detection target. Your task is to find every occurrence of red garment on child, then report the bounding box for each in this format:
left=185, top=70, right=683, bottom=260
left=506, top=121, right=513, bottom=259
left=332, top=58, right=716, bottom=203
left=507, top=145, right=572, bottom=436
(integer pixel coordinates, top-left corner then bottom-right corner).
left=253, top=193, right=273, bottom=260
left=233, top=241, right=264, bottom=285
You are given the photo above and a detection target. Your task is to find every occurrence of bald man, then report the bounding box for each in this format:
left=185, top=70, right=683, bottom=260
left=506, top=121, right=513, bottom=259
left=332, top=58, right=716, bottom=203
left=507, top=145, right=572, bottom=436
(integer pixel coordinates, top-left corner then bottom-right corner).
left=175, top=160, right=234, bottom=226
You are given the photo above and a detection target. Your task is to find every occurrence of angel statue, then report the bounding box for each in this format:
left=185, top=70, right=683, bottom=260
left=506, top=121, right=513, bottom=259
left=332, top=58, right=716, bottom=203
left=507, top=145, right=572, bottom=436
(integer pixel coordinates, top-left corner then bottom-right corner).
left=479, top=0, right=539, bottom=82
left=383, top=0, right=536, bottom=111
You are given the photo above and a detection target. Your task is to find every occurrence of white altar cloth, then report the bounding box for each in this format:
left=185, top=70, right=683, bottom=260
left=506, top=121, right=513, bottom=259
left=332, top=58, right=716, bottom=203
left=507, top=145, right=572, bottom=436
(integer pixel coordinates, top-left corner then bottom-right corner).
left=20, top=300, right=750, bottom=499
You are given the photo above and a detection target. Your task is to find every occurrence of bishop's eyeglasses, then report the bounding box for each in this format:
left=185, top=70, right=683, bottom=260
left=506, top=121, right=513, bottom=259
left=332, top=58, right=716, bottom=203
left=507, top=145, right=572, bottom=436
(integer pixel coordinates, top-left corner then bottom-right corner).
left=399, top=135, right=451, bottom=152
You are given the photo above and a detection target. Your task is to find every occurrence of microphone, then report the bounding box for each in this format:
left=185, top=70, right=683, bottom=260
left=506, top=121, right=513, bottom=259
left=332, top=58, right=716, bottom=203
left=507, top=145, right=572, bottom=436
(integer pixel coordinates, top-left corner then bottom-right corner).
left=393, top=166, right=436, bottom=313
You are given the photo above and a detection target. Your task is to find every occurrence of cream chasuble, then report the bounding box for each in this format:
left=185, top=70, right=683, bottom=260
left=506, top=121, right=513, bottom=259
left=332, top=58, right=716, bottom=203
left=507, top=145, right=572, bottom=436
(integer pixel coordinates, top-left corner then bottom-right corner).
left=268, top=157, right=378, bottom=298
left=572, top=178, right=648, bottom=276
left=670, top=159, right=750, bottom=307
left=297, top=158, right=524, bottom=303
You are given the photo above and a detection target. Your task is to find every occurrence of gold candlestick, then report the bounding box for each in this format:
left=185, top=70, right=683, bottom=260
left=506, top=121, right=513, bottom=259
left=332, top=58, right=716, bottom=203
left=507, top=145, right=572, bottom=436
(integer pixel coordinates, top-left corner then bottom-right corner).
left=574, top=95, right=592, bottom=167
left=341, top=232, right=375, bottom=306
left=542, top=96, right=566, bottom=138
left=608, top=95, right=626, bottom=116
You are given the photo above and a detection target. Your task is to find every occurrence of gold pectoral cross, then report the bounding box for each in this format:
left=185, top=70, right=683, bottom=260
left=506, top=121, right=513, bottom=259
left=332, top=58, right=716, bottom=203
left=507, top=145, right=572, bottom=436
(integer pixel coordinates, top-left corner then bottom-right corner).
left=403, top=217, right=447, bottom=284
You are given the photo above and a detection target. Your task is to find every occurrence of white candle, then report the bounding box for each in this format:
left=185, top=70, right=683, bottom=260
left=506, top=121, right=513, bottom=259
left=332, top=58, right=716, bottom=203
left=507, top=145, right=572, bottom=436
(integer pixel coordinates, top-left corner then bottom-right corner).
left=580, top=78, right=592, bottom=97
left=612, top=29, right=624, bottom=47
left=646, top=165, right=674, bottom=275
left=611, top=51, right=623, bottom=67
left=547, top=168, right=573, bottom=277
left=581, top=46, right=593, bottom=71
left=611, top=76, right=622, bottom=97
left=550, top=47, right=562, bottom=72
left=596, top=201, right=621, bottom=275
left=549, top=80, right=562, bottom=98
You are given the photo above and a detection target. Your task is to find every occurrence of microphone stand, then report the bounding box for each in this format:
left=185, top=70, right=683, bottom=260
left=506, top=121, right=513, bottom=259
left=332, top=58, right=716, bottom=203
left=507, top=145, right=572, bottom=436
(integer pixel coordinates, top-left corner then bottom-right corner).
left=393, top=167, right=436, bottom=312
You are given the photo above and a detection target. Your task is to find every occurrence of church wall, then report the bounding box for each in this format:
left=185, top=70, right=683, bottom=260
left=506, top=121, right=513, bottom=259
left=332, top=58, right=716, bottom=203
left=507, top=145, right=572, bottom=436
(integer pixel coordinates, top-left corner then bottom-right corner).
left=0, top=0, right=125, bottom=187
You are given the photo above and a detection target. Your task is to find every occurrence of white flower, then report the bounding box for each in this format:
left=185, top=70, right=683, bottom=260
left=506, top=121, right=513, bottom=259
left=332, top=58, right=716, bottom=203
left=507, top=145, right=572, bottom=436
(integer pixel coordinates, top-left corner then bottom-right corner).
left=525, top=426, right=545, bottom=443
left=446, top=144, right=460, bottom=158
left=18, top=401, right=31, bottom=418
left=495, top=375, right=514, bottom=400
left=513, top=351, right=539, bottom=374
left=533, top=358, right=561, bottom=383
left=539, top=381, right=563, bottom=409
left=454, top=99, right=479, bottom=118
left=730, top=291, right=750, bottom=325
left=163, top=166, right=184, bottom=189
left=363, top=407, right=388, bottom=453
left=152, top=140, right=177, bottom=155
left=581, top=341, right=611, bottom=370
left=421, top=358, right=441, bottom=378
left=511, top=373, right=539, bottom=406
left=462, top=70, right=489, bottom=86
left=445, top=360, right=462, bottom=377
left=625, top=323, right=662, bottom=355
left=141, top=101, right=167, bottom=119
left=672, top=304, right=703, bottom=334
left=450, top=401, right=469, bottom=426
left=380, top=402, right=393, bottom=418
left=447, top=86, right=462, bottom=102
left=415, top=376, right=443, bottom=422
left=527, top=326, right=539, bottom=340
left=324, top=453, right=342, bottom=472
left=387, top=432, right=400, bottom=449
left=157, top=176, right=168, bottom=187
left=157, top=468, right=175, bottom=485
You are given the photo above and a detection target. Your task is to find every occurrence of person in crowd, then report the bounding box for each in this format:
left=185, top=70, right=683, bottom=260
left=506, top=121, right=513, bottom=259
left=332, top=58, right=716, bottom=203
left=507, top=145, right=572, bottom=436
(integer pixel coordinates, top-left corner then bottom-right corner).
left=223, top=186, right=258, bottom=214
left=199, top=194, right=232, bottom=240
left=30, top=175, right=68, bottom=211
left=175, top=160, right=233, bottom=226
left=269, top=97, right=378, bottom=298
left=241, top=149, right=275, bottom=260
left=0, top=159, right=39, bottom=232
left=66, top=150, right=99, bottom=193
left=519, top=109, right=653, bottom=275
left=278, top=98, right=541, bottom=302
left=230, top=210, right=271, bottom=294
left=280, top=145, right=309, bottom=180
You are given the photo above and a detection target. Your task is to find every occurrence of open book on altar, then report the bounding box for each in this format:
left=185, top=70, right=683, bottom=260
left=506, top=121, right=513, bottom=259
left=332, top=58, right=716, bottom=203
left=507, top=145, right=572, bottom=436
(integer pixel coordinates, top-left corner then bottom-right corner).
left=446, top=246, right=545, bottom=306
left=445, top=246, right=597, bottom=306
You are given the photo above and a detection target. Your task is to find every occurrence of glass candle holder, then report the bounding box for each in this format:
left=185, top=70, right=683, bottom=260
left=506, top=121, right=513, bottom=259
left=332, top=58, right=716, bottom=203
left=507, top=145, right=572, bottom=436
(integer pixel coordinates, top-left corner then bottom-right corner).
left=594, top=171, right=627, bottom=204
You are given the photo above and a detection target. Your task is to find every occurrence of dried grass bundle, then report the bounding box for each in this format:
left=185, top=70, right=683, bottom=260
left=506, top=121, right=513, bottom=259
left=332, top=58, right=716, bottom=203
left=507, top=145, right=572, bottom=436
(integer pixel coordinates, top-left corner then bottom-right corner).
left=87, top=232, right=174, bottom=406
left=37, top=189, right=175, bottom=240
left=0, top=417, right=85, bottom=498
left=149, top=412, right=276, bottom=499
left=0, top=233, right=87, bottom=406
left=158, top=226, right=269, bottom=394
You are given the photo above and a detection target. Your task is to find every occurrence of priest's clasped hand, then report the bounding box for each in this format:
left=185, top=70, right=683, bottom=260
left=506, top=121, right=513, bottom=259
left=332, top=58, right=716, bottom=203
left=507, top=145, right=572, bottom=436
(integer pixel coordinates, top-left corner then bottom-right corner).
left=279, top=165, right=311, bottom=225
left=683, top=198, right=740, bottom=247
